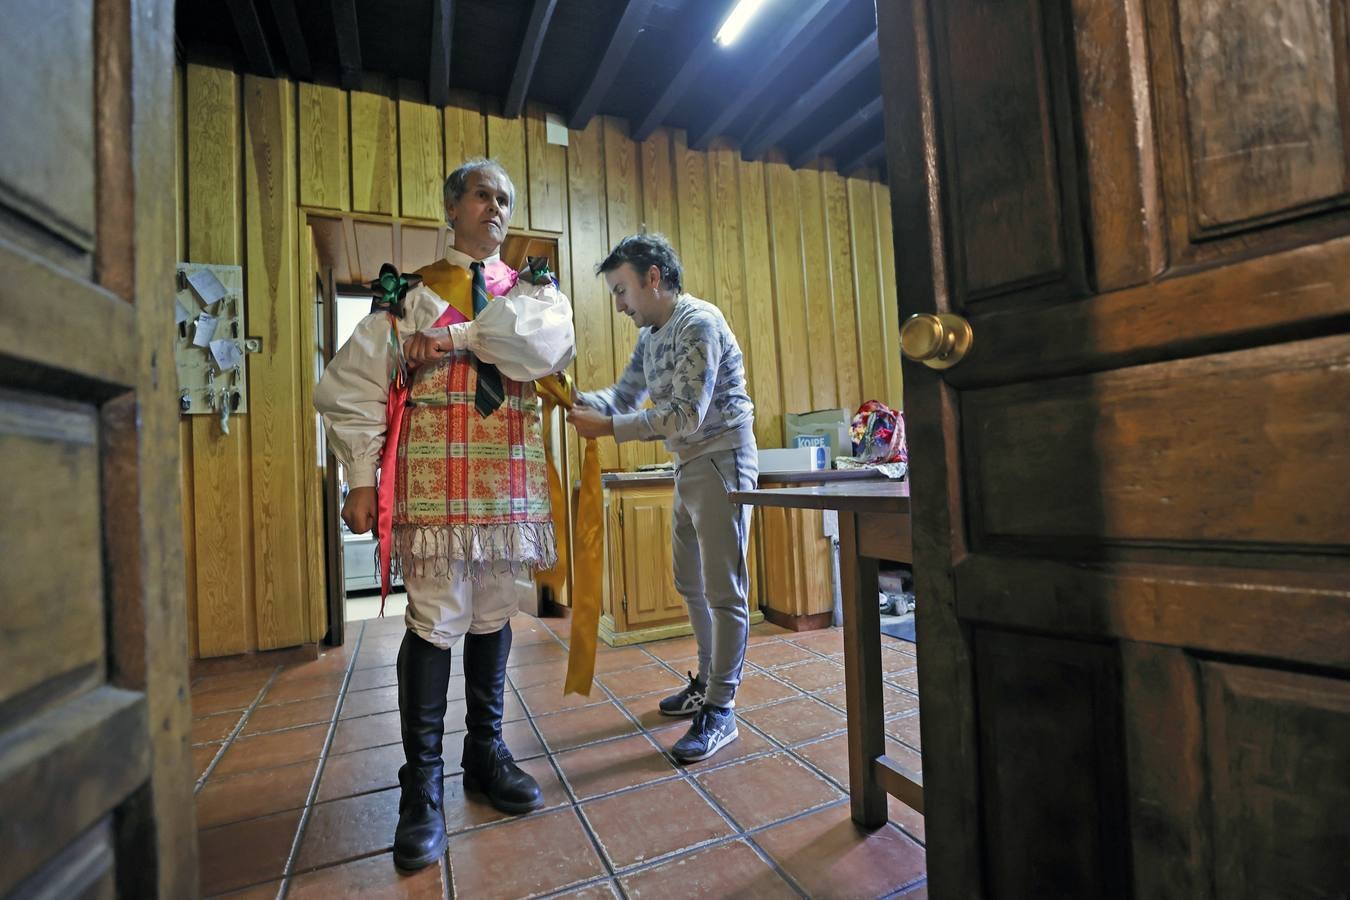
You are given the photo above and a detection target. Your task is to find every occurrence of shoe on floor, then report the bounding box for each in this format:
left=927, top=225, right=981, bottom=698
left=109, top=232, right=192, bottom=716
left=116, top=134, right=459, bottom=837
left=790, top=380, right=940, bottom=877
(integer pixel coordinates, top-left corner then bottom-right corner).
left=659, top=672, right=706, bottom=717
left=671, top=704, right=738, bottom=764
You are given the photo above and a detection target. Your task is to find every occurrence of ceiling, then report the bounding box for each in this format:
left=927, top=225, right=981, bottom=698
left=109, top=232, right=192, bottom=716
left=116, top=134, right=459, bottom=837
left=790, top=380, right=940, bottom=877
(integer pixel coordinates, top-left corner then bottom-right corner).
left=175, top=0, right=888, bottom=175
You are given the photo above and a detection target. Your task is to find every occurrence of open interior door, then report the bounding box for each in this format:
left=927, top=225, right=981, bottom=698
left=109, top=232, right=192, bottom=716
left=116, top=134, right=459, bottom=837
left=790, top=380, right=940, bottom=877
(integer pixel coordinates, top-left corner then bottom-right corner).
left=878, top=0, right=1350, bottom=896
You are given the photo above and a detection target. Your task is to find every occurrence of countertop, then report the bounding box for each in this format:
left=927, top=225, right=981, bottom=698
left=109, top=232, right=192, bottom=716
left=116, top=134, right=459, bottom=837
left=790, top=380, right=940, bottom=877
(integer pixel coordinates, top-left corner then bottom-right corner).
left=600, top=467, right=892, bottom=488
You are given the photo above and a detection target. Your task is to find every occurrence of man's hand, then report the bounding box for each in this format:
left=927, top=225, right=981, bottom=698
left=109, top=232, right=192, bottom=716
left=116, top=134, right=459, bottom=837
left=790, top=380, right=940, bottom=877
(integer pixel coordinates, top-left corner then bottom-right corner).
left=567, top=405, right=614, bottom=439
left=404, top=327, right=453, bottom=368
left=342, top=485, right=377, bottom=534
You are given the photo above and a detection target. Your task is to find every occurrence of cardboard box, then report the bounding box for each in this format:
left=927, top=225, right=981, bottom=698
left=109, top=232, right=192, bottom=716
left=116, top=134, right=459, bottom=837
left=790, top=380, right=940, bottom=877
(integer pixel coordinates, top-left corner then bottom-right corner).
left=785, top=408, right=851, bottom=459
left=758, top=446, right=829, bottom=474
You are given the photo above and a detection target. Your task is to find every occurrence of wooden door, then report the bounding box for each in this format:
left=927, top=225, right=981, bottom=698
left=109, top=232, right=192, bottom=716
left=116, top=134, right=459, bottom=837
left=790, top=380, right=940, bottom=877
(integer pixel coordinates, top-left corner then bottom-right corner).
left=877, top=0, right=1350, bottom=896
left=0, top=0, right=195, bottom=897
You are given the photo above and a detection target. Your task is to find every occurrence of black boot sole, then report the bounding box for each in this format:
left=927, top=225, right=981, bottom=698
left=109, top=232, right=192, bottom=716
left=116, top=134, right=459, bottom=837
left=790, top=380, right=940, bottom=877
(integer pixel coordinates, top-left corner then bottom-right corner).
left=392, top=830, right=448, bottom=872
left=462, top=773, right=545, bottom=815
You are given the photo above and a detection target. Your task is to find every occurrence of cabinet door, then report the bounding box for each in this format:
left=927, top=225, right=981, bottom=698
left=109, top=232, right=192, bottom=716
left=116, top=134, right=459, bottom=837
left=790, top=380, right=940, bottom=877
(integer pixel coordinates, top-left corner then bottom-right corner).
left=620, top=492, right=686, bottom=627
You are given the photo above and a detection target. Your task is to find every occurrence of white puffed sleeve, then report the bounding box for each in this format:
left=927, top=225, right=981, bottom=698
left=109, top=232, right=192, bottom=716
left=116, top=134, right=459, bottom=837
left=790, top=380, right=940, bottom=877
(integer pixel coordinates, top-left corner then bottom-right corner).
left=445, top=279, right=576, bottom=382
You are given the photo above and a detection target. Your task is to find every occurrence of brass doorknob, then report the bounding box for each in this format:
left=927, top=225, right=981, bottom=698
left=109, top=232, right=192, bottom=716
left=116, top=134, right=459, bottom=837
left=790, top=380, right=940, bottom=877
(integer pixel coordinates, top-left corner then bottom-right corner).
left=899, top=313, right=972, bottom=370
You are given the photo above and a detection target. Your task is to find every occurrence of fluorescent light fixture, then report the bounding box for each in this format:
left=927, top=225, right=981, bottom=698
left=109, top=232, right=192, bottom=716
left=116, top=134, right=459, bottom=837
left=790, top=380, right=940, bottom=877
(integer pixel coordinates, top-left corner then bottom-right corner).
left=715, top=0, right=769, bottom=46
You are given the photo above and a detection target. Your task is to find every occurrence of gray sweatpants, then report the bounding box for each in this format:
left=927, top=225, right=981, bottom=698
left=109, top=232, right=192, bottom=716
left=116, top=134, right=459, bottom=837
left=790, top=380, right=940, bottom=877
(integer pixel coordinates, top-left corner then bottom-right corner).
left=671, top=443, right=758, bottom=709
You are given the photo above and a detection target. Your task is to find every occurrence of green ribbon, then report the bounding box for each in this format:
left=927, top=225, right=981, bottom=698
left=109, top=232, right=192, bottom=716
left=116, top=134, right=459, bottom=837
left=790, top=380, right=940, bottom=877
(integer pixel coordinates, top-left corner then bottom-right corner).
left=521, top=256, right=557, bottom=287
left=369, top=263, right=422, bottom=318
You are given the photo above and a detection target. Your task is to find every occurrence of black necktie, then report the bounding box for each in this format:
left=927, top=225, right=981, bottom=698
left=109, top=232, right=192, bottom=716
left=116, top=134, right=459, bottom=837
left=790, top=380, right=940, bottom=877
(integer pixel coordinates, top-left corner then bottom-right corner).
left=470, top=262, right=505, bottom=417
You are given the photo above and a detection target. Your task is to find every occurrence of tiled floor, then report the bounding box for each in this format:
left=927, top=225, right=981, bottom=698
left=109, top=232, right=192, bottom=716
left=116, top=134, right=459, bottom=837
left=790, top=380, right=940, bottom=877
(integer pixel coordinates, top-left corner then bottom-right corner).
left=190, top=615, right=926, bottom=899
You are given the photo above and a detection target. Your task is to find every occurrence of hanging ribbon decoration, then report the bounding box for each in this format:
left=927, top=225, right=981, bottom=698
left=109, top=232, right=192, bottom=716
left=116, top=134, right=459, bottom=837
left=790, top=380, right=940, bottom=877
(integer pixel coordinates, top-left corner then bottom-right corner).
left=535, top=371, right=604, bottom=696
left=368, top=263, right=422, bottom=390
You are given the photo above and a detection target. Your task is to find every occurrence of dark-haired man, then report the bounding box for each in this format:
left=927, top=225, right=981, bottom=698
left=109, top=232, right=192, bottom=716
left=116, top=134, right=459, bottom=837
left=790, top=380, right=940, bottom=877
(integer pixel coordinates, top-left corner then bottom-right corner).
left=567, top=233, right=756, bottom=764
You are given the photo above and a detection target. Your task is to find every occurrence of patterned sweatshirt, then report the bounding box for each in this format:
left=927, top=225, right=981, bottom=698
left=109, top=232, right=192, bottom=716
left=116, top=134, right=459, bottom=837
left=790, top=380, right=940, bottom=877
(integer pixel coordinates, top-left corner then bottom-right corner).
left=579, top=295, right=755, bottom=464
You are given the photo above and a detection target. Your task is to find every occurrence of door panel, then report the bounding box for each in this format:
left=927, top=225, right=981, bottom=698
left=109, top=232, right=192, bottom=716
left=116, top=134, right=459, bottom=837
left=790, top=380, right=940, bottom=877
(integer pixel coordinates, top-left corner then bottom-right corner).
left=878, top=0, right=1350, bottom=895
left=0, top=0, right=193, bottom=895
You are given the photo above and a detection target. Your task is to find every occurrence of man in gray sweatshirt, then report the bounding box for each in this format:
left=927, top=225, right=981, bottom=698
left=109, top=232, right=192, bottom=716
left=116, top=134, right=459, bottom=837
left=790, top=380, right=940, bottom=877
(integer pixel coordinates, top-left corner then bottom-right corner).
left=568, top=232, right=757, bottom=764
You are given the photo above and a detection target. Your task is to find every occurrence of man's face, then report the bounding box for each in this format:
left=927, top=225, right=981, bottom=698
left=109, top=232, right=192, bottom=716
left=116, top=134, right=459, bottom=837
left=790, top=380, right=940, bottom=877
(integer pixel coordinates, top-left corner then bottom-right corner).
left=605, top=263, right=664, bottom=329
left=447, top=169, right=513, bottom=254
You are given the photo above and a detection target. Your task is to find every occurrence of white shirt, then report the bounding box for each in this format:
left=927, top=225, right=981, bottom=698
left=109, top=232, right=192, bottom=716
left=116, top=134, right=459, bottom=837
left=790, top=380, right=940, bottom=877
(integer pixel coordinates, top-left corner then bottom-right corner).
left=314, top=246, right=576, bottom=489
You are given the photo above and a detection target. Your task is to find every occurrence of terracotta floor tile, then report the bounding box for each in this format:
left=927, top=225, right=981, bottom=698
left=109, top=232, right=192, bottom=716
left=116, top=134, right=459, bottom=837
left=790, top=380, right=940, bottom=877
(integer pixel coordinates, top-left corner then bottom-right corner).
left=739, top=697, right=847, bottom=747
left=274, top=649, right=352, bottom=685
left=787, top=628, right=845, bottom=655
left=817, top=684, right=919, bottom=720
left=196, top=758, right=318, bottom=829
left=534, top=701, right=639, bottom=752
left=197, top=809, right=301, bottom=896
left=545, top=616, right=573, bottom=639
left=618, top=693, right=688, bottom=731
left=507, top=640, right=569, bottom=667
left=443, top=755, right=569, bottom=833
left=881, top=646, right=917, bottom=674
left=317, top=742, right=406, bottom=801
left=213, top=723, right=330, bottom=777
left=519, top=680, right=610, bottom=717
left=755, top=802, right=927, bottom=898
left=887, top=667, right=919, bottom=693
left=242, top=696, right=339, bottom=736
left=598, top=663, right=685, bottom=700
left=329, top=709, right=401, bottom=755
left=448, top=808, right=605, bottom=897
left=193, top=712, right=242, bottom=746
left=592, top=646, right=657, bottom=675
left=792, top=733, right=923, bottom=790
left=745, top=640, right=818, bottom=669
left=192, top=681, right=267, bottom=717
left=346, top=665, right=398, bottom=693
left=192, top=667, right=275, bottom=695
left=899, top=884, right=928, bottom=899
left=507, top=658, right=570, bottom=689
left=339, top=686, right=400, bottom=719
left=582, top=779, right=733, bottom=869
left=734, top=672, right=800, bottom=709
left=498, top=718, right=548, bottom=760
left=890, top=795, right=926, bottom=845
left=551, top=880, right=620, bottom=899
left=287, top=851, right=445, bottom=898
left=210, top=880, right=282, bottom=898
left=651, top=720, right=774, bottom=772
left=775, top=659, right=846, bottom=693
left=511, top=616, right=558, bottom=645
left=620, top=839, right=798, bottom=899
left=643, top=635, right=702, bottom=662
left=295, top=787, right=401, bottom=872
left=259, top=672, right=346, bottom=706
left=886, top=712, right=922, bottom=751
left=748, top=622, right=794, bottom=642
left=193, top=744, right=221, bottom=780
left=554, top=733, right=676, bottom=799
left=697, top=752, right=842, bottom=830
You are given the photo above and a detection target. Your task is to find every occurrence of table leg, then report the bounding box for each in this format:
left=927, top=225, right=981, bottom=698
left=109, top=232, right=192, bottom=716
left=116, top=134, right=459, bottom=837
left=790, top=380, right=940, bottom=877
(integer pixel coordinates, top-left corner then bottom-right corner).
left=838, top=510, right=887, bottom=828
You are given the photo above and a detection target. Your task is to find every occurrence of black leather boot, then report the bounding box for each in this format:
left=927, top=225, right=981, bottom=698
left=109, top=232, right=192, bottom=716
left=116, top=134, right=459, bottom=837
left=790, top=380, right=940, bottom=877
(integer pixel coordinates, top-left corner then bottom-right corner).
left=393, top=630, right=450, bottom=871
left=461, top=623, right=543, bottom=814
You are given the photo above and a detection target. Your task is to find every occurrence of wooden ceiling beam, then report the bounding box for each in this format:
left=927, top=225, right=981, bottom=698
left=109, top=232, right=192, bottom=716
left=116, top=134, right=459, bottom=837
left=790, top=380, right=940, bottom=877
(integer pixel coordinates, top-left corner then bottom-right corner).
left=568, top=0, right=655, bottom=130
left=633, top=36, right=720, bottom=142
left=225, top=0, right=277, bottom=77
left=688, top=0, right=844, bottom=150
left=428, top=0, right=454, bottom=107
left=791, top=95, right=883, bottom=168
left=331, top=0, right=362, bottom=91
left=839, top=139, right=886, bottom=175
left=504, top=0, right=561, bottom=118
left=267, top=0, right=312, bottom=81
left=741, top=30, right=879, bottom=161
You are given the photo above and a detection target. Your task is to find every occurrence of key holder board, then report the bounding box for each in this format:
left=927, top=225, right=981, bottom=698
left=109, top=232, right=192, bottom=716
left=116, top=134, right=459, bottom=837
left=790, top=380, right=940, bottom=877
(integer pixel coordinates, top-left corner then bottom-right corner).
left=174, top=262, right=249, bottom=419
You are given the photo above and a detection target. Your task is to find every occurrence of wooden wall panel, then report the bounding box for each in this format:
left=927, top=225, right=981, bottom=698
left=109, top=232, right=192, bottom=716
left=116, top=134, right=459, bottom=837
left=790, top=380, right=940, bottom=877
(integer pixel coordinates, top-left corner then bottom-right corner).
left=737, top=156, right=783, bottom=448
left=185, top=63, right=254, bottom=657
left=298, top=82, right=349, bottom=211
left=349, top=80, right=397, bottom=215
left=397, top=82, right=444, bottom=221
left=639, top=129, right=678, bottom=238
left=603, top=117, right=644, bottom=469
left=566, top=117, right=619, bottom=469
left=243, top=76, right=306, bottom=650
left=849, top=175, right=887, bottom=403
left=486, top=112, right=528, bottom=224
left=298, top=225, right=327, bottom=643
left=673, top=130, right=714, bottom=299
left=798, top=167, right=840, bottom=410
left=823, top=170, right=863, bottom=410
left=766, top=153, right=811, bottom=421
left=525, top=102, right=566, bottom=233
left=443, top=89, right=487, bottom=173
left=874, top=182, right=905, bottom=408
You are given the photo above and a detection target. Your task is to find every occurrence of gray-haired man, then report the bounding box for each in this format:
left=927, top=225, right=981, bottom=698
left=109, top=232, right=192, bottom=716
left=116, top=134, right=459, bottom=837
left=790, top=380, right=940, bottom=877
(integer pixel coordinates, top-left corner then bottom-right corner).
left=568, top=233, right=757, bottom=764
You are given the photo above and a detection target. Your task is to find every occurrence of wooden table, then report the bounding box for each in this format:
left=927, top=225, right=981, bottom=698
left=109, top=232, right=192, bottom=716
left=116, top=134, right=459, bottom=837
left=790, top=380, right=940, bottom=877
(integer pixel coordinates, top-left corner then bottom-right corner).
left=729, top=479, right=922, bottom=828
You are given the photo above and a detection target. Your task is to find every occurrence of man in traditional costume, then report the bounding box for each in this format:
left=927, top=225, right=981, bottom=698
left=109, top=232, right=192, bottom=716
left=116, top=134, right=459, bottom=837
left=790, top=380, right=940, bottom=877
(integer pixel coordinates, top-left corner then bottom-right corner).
left=315, top=158, right=575, bottom=871
left=568, top=233, right=757, bottom=765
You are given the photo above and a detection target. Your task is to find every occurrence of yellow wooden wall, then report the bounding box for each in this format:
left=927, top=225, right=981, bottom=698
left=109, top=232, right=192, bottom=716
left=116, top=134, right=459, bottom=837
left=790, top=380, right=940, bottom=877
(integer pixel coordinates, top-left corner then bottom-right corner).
left=176, top=63, right=903, bottom=659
